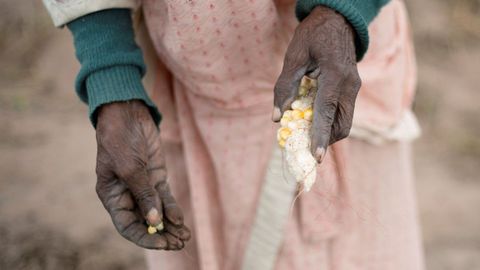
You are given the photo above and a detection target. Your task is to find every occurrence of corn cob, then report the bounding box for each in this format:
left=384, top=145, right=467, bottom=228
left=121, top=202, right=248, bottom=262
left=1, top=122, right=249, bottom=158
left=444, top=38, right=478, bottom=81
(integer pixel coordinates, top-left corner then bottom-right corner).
left=277, top=77, right=317, bottom=192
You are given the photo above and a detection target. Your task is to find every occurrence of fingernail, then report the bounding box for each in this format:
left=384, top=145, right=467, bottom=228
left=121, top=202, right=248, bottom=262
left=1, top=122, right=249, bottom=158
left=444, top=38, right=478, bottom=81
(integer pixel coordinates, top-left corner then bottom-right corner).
left=272, top=107, right=282, bottom=122
left=147, top=208, right=161, bottom=225
left=314, top=147, right=326, bottom=163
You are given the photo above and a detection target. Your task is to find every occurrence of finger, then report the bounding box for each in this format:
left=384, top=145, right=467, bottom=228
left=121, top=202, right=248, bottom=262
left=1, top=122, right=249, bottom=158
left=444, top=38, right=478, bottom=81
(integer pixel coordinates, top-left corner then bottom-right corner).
left=165, top=232, right=185, bottom=250
left=118, top=167, right=162, bottom=227
left=311, top=70, right=344, bottom=162
left=329, top=72, right=361, bottom=144
left=155, top=181, right=184, bottom=226
left=147, top=133, right=168, bottom=225
left=272, top=40, right=311, bottom=121
left=96, top=177, right=168, bottom=249
left=165, top=222, right=191, bottom=241
left=112, top=210, right=169, bottom=249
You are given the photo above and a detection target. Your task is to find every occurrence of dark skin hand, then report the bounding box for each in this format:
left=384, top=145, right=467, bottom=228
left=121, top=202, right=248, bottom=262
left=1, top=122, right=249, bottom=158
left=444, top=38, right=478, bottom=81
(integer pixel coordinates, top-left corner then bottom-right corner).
left=273, top=5, right=362, bottom=162
left=95, top=100, right=190, bottom=250
left=93, top=5, right=356, bottom=250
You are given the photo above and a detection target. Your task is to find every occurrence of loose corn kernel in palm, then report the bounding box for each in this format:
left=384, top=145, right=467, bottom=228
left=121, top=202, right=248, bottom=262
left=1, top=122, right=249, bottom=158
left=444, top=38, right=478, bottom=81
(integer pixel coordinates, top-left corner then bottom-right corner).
left=291, top=109, right=304, bottom=120
left=147, top=225, right=157, bottom=235
left=279, top=127, right=292, bottom=140
left=156, top=222, right=164, bottom=232
left=303, top=108, right=313, bottom=121
left=278, top=139, right=286, bottom=148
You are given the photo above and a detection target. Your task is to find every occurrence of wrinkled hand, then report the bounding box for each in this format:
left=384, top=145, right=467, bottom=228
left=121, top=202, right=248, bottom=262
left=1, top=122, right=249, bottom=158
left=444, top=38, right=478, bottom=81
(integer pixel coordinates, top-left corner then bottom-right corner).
left=273, top=6, right=362, bottom=162
left=95, top=100, right=190, bottom=250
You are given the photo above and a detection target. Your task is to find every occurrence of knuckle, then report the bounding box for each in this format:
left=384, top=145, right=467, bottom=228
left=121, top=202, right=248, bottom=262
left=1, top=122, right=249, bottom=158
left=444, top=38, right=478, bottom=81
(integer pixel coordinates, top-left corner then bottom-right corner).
left=320, top=94, right=338, bottom=113
left=328, top=63, right=348, bottom=77
left=95, top=182, right=106, bottom=203
left=95, top=159, right=109, bottom=177
left=338, top=127, right=351, bottom=140
left=349, top=71, right=362, bottom=92
left=135, top=188, right=156, bottom=203
left=284, top=52, right=297, bottom=65
left=283, top=42, right=309, bottom=67
left=116, top=161, right=144, bottom=181
left=116, top=222, right=132, bottom=238
left=324, top=107, right=336, bottom=122
left=354, top=76, right=362, bottom=90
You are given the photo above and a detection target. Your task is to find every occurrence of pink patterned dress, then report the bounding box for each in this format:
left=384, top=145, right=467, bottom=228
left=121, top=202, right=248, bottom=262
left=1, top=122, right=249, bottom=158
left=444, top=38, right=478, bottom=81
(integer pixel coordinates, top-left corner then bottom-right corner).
left=140, top=0, right=424, bottom=269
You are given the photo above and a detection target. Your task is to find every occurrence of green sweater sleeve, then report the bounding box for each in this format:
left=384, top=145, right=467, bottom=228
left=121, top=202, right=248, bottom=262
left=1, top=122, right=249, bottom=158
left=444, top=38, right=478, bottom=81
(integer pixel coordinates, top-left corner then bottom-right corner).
left=296, top=0, right=390, bottom=61
left=67, top=9, right=161, bottom=127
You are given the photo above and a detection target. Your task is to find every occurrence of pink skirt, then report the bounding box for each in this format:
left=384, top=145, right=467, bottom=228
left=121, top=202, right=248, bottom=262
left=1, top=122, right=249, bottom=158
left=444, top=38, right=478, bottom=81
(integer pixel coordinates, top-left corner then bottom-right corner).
left=139, top=0, right=424, bottom=269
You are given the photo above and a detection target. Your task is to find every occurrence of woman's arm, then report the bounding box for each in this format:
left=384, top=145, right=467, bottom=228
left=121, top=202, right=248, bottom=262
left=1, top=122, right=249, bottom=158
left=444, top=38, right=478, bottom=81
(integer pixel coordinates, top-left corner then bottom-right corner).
left=274, top=1, right=391, bottom=162
left=41, top=5, right=189, bottom=250
left=67, top=9, right=160, bottom=126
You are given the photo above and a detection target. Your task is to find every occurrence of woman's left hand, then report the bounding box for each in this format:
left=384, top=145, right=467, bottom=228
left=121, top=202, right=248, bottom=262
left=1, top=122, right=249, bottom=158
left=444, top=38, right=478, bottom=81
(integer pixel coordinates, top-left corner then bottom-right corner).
left=272, top=5, right=362, bottom=163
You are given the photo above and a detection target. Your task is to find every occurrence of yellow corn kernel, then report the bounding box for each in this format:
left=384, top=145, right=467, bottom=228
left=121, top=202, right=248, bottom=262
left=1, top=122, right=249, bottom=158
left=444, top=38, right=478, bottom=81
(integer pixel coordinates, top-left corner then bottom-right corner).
left=278, top=139, right=286, bottom=148
left=280, top=117, right=290, bottom=127
left=303, top=77, right=317, bottom=89
left=287, top=121, right=298, bottom=130
left=291, top=109, right=304, bottom=120
left=298, top=86, right=308, bottom=96
left=279, top=127, right=291, bottom=140
left=156, top=222, right=164, bottom=232
left=147, top=225, right=157, bottom=235
left=303, top=108, right=313, bottom=121
left=283, top=110, right=293, bottom=118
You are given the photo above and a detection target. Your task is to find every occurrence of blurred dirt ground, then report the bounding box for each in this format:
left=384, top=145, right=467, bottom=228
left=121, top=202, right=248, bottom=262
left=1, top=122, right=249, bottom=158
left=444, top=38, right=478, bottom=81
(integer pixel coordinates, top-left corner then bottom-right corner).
left=0, top=0, right=479, bottom=269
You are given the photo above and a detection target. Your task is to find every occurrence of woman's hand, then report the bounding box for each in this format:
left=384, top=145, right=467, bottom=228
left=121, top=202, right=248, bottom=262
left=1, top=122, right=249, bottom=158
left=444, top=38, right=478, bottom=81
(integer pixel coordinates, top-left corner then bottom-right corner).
left=273, top=5, right=362, bottom=162
left=95, top=100, right=190, bottom=250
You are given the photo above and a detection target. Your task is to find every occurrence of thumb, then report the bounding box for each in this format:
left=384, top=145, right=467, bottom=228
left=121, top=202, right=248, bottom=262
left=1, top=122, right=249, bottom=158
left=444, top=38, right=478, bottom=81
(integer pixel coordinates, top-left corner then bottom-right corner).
left=122, top=170, right=163, bottom=226
left=273, top=40, right=310, bottom=121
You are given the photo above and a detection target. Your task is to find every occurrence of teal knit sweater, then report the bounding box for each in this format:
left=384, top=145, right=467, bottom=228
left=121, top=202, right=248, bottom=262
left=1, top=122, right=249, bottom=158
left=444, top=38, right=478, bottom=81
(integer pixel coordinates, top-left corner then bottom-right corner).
left=68, top=1, right=390, bottom=127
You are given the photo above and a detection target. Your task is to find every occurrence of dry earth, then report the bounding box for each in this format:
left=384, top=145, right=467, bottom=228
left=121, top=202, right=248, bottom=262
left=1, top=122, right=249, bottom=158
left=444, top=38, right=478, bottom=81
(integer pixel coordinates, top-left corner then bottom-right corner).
left=0, top=0, right=479, bottom=269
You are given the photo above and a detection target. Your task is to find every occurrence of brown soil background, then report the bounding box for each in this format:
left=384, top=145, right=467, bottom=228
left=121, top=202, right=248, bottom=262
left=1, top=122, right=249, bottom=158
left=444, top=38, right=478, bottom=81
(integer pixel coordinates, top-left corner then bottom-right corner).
left=0, top=1, right=479, bottom=269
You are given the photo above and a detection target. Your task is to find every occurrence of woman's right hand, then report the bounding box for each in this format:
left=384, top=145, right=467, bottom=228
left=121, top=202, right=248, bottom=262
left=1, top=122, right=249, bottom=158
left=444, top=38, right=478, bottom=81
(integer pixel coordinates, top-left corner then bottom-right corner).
left=95, top=100, right=190, bottom=250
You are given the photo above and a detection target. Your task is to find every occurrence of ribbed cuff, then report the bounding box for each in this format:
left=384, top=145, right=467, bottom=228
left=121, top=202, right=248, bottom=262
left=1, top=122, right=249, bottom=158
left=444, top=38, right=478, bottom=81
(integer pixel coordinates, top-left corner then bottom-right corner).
left=296, top=0, right=370, bottom=61
left=67, top=9, right=161, bottom=128
left=86, top=65, right=161, bottom=127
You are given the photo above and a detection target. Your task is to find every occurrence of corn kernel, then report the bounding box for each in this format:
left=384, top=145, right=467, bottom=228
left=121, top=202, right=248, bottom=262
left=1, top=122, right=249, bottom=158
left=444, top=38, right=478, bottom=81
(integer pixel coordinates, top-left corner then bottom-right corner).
left=287, top=121, right=298, bottom=130
left=303, top=77, right=317, bottom=89
left=278, top=139, right=286, bottom=148
left=291, top=109, right=303, bottom=120
left=303, top=108, right=313, bottom=121
left=280, top=117, right=290, bottom=127
left=147, top=225, right=157, bottom=235
left=291, top=100, right=303, bottom=110
left=279, top=127, right=291, bottom=140
left=283, top=110, right=293, bottom=119
left=156, top=222, right=164, bottom=232
left=298, top=86, right=308, bottom=96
